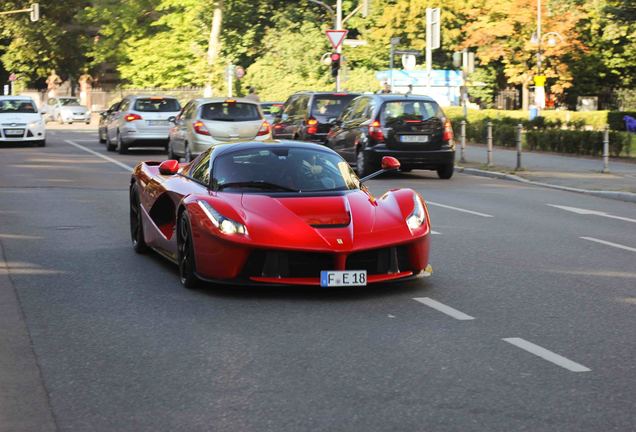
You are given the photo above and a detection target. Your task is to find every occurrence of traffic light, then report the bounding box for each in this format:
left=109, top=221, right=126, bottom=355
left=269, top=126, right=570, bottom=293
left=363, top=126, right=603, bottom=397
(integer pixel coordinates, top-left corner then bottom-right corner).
left=330, top=53, right=341, bottom=78
left=30, top=3, right=39, bottom=22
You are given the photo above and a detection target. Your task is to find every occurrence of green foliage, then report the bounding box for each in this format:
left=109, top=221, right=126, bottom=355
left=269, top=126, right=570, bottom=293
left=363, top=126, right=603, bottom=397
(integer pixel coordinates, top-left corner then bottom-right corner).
left=607, top=112, right=636, bottom=131
left=526, top=130, right=631, bottom=157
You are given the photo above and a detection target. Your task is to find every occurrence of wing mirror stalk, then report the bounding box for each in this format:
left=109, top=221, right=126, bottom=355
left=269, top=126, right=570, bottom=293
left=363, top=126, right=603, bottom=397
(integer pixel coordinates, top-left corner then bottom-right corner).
left=359, top=156, right=401, bottom=183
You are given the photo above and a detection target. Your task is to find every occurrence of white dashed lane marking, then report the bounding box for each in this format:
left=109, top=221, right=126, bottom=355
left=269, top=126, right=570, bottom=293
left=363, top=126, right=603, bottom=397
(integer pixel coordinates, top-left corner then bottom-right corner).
left=413, top=297, right=475, bottom=320
left=65, top=140, right=134, bottom=172
left=580, top=237, right=636, bottom=253
left=503, top=337, right=591, bottom=373
left=427, top=201, right=494, bottom=218
left=547, top=204, right=636, bottom=224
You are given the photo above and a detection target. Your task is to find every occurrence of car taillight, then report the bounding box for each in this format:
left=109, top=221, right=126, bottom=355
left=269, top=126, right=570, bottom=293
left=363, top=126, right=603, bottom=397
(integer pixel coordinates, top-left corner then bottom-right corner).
left=306, top=117, right=318, bottom=135
left=193, top=120, right=210, bottom=136
left=257, top=121, right=271, bottom=136
left=368, top=120, right=384, bottom=142
left=125, top=113, right=142, bottom=122
left=443, top=119, right=454, bottom=141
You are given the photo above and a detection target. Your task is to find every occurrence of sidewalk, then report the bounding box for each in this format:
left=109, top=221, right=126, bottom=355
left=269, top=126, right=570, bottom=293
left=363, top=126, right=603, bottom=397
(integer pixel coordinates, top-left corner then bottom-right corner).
left=456, top=144, right=636, bottom=202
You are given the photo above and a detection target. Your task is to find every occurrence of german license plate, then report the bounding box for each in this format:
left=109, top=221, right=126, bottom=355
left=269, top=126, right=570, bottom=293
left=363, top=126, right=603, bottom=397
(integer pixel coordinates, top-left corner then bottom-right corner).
left=401, top=135, right=429, bottom=143
left=320, top=270, right=367, bottom=287
left=147, top=120, right=168, bottom=126
left=4, top=129, right=24, bottom=136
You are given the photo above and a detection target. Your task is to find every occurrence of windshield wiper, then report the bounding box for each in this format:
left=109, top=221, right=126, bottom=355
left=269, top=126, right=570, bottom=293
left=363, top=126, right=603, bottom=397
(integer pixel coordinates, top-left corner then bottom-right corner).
left=216, top=181, right=299, bottom=192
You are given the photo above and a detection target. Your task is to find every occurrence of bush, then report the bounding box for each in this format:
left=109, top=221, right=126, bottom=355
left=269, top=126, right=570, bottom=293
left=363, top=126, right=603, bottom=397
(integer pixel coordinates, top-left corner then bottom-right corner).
left=607, top=111, right=636, bottom=131
left=525, top=130, right=632, bottom=157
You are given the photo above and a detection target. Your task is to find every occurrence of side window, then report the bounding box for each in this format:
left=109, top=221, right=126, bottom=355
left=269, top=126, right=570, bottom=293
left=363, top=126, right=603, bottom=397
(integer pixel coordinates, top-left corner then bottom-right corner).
left=340, top=100, right=358, bottom=122
left=119, top=100, right=130, bottom=112
left=189, top=153, right=211, bottom=185
left=297, top=96, right=310, bottom=117
left=351, top=98, right=370, bottom=120
left=179, top=101, right=192, bottom=119
left=283, top=97, right=298, bottom=116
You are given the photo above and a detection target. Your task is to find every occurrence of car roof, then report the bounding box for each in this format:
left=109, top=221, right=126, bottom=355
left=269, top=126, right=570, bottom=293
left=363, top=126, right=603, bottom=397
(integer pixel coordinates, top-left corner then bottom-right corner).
left=191, top=97, right=260, bottom=105
left=293, top=92, right=361, bottom=97
left=0, top=95, right=34, bottom=101
left=366, top=94, right=438, bottom=103
left=210, top=140, right=339, bottom=158
left=125, top=95, right=179, bottom=100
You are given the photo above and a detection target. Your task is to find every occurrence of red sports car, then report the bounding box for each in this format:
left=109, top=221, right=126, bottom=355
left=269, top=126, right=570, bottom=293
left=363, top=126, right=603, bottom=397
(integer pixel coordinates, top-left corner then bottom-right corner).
left=129, top=140, right=432, bottom=288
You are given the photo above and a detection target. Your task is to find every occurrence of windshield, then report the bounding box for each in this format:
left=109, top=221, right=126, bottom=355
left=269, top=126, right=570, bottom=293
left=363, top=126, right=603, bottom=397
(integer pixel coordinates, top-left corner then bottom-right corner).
left=0, top=99, right=37, bottom=113
left=310, top=95, right=357, bottom=120
left=201, top=102, right=261, bottom=122
left=380, top=100, right=442, bottom=124
left=59, top=98, right=81, bottom=106
left=133, top=98, right=180, bottom=112
left=212, top=147, right=360, bottom=193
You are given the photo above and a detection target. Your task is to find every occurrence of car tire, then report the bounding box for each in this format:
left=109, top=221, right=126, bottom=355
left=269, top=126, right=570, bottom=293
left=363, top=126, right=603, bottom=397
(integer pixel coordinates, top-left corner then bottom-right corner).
left=117, top=131, right=129, bottom=154
left=437, top=163, right=454, bottom=179
left=106, top=132, right=116, bottom=151
left=98, top=129, right=106, bottom=144
left=129, top=183, right=148, bottom=254
left=177, top=212, right=200, bottom=289
left=356, top=148, right=375, bottom=178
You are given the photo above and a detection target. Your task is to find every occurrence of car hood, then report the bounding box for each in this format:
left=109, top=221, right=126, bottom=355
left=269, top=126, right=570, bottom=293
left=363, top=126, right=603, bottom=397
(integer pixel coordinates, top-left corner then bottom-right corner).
left=230, top=190, right=415, bottom=251
left=0, top=113, right=42, bottom=123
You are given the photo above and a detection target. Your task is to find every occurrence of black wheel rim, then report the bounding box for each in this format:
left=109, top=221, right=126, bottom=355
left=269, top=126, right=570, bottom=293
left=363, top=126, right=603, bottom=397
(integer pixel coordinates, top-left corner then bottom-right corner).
left=130, top=188, right=141, bottom=246
left=178, top=216, right=191, bottom=284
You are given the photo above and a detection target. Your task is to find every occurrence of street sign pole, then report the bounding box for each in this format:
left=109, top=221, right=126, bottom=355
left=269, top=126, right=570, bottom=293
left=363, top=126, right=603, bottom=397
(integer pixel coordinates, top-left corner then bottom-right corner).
left=425, top=8, right=440, bottom=93
left=336, top=0, right=343, bottom=91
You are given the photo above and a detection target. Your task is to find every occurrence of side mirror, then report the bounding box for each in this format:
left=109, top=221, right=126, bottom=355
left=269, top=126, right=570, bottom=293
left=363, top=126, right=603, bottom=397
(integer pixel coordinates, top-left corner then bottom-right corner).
left=281, top=113, right=289, bottom=121
left=168, top=116, right=176, bottom=124
left=381, top=156, right=400, bottom=171
left=359, top=156, right=401, bottom=183
left=159, top=159, right=180, bottom=175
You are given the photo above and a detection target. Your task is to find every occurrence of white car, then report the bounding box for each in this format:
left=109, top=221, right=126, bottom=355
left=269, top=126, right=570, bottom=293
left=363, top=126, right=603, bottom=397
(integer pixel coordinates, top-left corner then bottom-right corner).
left=0, top=96, right=46, bottom=147
left=168, top=98, right=271, bottom=161
left=43, top=96, right=91, bottom=124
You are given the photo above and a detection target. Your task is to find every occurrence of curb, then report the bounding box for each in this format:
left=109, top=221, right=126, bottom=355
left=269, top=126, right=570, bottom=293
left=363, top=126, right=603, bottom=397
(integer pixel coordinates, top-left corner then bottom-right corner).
left=455, top=166, right=636, bottom=203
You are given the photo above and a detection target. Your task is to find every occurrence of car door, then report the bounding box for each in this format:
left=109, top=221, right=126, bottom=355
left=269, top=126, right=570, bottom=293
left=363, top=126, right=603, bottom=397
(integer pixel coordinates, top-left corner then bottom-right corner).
left=273, top=96, right=298, bottom=139
left=174, top=101, right=196, bottom=155
left=107, top=98, right=128, bottom=141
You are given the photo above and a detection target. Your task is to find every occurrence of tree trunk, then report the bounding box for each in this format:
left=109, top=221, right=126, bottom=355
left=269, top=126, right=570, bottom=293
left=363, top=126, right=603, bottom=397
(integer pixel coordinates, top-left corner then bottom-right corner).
left=204, top=0, right=224, bottom=97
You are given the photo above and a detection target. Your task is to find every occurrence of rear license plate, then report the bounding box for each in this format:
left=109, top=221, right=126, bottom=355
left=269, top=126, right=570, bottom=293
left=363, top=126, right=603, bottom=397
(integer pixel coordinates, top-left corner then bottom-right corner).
left=320, top=270, right=367, bottom=287
left=147, top=120, right=169, bottom=126
left=400, top=135, right=429, bottom=143
left=4, top=129, right=24, bottom=136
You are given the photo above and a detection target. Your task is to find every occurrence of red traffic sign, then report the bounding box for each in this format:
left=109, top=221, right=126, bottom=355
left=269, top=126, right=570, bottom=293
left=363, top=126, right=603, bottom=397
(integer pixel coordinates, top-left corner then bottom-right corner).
left=325, top=30, right=348, bottom=50
left=8, top=73, right=17, bottom=82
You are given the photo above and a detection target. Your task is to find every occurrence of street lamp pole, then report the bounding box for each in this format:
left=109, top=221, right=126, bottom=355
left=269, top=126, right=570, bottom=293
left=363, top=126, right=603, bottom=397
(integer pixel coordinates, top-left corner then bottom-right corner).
left=535, top=0, right=543, bottom=116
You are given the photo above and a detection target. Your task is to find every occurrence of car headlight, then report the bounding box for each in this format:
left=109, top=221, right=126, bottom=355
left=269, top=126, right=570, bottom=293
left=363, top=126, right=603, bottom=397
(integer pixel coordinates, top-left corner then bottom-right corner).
left=406, top=194, right=427, bottom=230
left=29, top=120, right=43, bottom=128
left=197, top=200, right=247, bottom=236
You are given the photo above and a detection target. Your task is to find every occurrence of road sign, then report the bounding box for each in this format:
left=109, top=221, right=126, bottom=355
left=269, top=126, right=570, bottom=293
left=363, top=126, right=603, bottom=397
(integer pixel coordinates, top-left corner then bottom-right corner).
left=426, top=8, right=441, bottom=50
left=8, top=73, right=17, bottom=82
left=325, top=30, right=348, bottom=50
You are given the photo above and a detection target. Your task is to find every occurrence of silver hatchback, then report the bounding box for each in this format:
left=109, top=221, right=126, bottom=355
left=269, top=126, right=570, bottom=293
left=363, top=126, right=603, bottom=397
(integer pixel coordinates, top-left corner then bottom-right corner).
left=168, top=98, right=271, bottom=161
left=105, top=95, right=181, bottom=154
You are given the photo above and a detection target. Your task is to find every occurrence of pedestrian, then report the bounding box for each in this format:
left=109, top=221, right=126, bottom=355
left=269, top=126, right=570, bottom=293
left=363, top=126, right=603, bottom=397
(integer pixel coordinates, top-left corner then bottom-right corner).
left=405, top=84, right=413, bottom=95
left=377, top=81, right=391, bottom=94
left=244, top=86, right=260, bottom=102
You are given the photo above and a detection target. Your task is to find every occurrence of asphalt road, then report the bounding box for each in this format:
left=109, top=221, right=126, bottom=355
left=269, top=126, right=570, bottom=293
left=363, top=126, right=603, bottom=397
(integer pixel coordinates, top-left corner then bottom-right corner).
left=1, top=127, right=635, bottom=432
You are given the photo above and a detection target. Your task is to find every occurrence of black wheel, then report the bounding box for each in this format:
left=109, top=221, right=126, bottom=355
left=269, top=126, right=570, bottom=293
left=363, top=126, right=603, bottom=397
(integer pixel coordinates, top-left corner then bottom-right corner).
left=356, top=148, right=375, bottom=178
left=129, top=183, right=148, bottom=253
left=117, top=131, right=129, bottom=154
left=437, top=163, right=454, bottom=179
left=106, top=131, right=116, bottom=151
left=167, top=140, right=177, bottom=160
left=177, top=212, right=200, bottom=289
left=98, top=128, right=106, bottom=144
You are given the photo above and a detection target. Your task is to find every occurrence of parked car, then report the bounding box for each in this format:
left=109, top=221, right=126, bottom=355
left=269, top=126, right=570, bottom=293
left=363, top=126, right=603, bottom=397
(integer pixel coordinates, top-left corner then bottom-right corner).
left=167, top=98, right=271, bottom=161
left=104, top=95, right=181, bottom=154
left=42, top=96, right=91, bottom=124
left=272, top=92, right=359, bottom=143
left=130, top=140, right=432, bottom=288
left=0, top=96, right=46, bottom=147
left=259, top=101, right=284, bottom=123
left=98, top=102, right=121, bottom=144
left=325, top=94, right=455, bottom=178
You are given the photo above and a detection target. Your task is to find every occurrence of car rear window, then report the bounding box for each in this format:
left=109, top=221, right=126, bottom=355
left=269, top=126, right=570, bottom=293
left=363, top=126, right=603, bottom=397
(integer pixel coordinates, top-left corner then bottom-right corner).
left=310, top=95, right=357, bottom=119
left=200, top=102, right=261, bottom=122
left=380, top=100, right=442, bottom=124
left=133, top=98, right=180, bottom=112
left=260, top=103, right=283, bottom=115
left=0, top=99, right=37, bottom=113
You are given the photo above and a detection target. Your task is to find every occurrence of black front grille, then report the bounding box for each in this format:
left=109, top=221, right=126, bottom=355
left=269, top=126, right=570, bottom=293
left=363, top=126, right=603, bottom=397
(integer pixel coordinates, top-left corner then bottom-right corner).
left=347, top=246, right=412, bottom=274
left=242, top=250, right=335, bottom=278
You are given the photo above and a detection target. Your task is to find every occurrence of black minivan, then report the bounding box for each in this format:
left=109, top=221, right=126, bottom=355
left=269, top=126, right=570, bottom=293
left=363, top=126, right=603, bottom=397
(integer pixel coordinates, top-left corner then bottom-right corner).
left=272, top=91, right=360, bottom=143
left=325, top=94, right=455, bottom=179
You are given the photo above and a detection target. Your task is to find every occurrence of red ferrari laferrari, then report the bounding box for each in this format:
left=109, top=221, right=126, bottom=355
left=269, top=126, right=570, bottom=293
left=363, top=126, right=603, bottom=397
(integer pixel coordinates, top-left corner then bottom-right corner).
left=129, top=140, right=432, bottom=288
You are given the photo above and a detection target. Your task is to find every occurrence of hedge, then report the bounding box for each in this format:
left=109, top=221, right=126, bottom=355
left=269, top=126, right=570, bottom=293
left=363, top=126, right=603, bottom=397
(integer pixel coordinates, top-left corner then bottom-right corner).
left=525, top=130, right=632, bottom=157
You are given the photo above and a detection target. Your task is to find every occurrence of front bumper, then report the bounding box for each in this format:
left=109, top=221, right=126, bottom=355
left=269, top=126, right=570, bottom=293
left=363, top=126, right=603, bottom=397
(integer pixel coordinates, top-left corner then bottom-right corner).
left=364, top=145, right=455, bottom=169
left=0, top=125, right=46, bottom=142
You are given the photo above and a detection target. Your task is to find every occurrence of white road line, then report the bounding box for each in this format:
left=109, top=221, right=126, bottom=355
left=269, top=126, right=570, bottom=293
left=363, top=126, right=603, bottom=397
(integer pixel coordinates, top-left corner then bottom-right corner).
left=580, top=236, right=636, bottom=253
left=65, top=140, right=133, bottom=172
left=547, top=204, right=636, bottom=224
left=413, top=297, right=475, bottom=320
left=427, top=201, right=494, bottom=218
left=503, top=337, right=591, bottom=372
left=431, top=230, right=442, bottom=235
